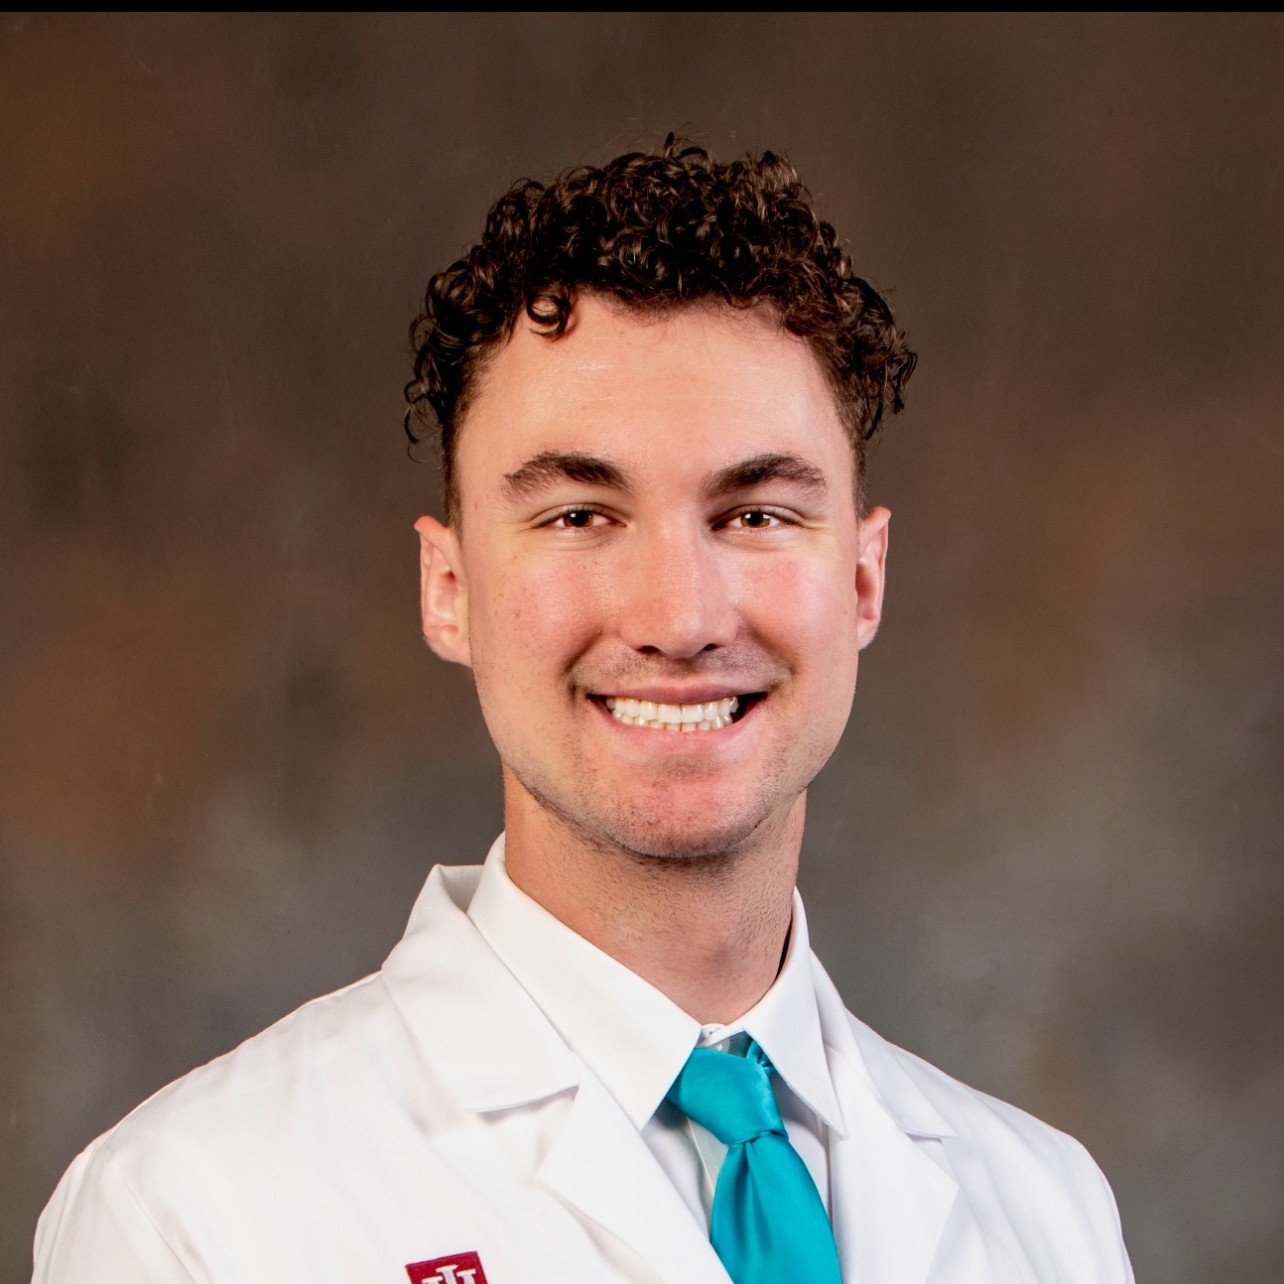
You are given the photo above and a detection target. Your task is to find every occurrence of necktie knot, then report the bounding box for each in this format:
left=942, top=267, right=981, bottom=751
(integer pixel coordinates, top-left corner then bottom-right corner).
left=665, top=1043, right=783, bottom=1146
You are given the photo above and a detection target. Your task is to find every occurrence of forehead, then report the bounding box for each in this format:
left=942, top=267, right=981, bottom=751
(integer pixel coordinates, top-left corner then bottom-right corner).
left=455, top=297, right=852, bottom=496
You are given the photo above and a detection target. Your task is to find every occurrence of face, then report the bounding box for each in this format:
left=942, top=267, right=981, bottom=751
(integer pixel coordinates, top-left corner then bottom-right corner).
left=416, top=297, right=889, bottom=863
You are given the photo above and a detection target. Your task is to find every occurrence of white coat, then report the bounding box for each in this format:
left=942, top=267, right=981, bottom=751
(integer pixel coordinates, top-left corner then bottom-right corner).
left=34, top=863, right=1135, bottom=1284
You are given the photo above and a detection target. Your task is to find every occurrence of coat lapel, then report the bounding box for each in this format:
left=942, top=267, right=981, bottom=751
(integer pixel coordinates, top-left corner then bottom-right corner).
left=812, top=957, right=965, bottom=1284
left=382, top=865, right=726, bottom=1284
left=539, top=1072, right=728, bottom=1284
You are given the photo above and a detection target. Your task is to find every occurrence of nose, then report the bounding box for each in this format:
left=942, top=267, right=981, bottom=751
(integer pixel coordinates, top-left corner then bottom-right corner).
left=613, top=524, right=739, bottom=658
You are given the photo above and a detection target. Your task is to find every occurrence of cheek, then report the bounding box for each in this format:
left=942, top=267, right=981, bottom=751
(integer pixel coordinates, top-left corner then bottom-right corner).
left=467, top=556, right=603, bottom=686
left=741, top=554, right=860, bottom=656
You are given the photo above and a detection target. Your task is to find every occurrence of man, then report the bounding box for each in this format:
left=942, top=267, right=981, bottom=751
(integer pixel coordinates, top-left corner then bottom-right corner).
left=33, top=139, right=1134, bottom=1283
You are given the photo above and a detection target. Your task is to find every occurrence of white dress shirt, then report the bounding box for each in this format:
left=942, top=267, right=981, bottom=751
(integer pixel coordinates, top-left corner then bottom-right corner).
left=466, top=837, right=845, bottom=1226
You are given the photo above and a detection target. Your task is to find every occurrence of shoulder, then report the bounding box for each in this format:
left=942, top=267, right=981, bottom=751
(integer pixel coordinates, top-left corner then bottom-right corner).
left=865, top=1024, right=1132, bottom=1277
left=868, top=1020, right=1111, bottom=1184
left=87, top=863, right=495, bottom=1177
left=64, top=967, right=441, bottom=1208
left=812, top=959, right=1133, bottom=1278
left=814, top=955, right=1109, bottom=1179
left=857, top=1015, right=1133, bottom=1268
left=34, top=971, right=413, bottom=1282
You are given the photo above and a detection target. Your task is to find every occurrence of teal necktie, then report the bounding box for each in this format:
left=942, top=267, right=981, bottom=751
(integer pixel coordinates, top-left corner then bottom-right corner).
left=665, top=1039, right=842, bottom=1284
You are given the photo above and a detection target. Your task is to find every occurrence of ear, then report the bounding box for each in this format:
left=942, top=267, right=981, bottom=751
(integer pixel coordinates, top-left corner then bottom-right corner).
left=855, top=506, right=890, bottom=651
left=414, top=515, right=471, bottom=667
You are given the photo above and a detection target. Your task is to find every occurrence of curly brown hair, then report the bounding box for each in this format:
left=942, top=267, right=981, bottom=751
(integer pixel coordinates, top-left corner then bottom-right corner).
left=405, top=136, right=915, bottom=521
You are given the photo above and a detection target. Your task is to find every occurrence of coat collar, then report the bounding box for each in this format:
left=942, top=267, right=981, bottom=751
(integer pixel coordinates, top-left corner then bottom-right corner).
left=812, top=953, right=956, bottom=1141
left=813, top=953, right=966, bottom=1284
left=381, top=863, right=582, bottom=1112
left=465, top=837, right=701, bottom=1131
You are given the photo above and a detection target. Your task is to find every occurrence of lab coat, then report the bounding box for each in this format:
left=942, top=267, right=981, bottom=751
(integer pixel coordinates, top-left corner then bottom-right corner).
left=33, top=863, right=1135, bottom=1284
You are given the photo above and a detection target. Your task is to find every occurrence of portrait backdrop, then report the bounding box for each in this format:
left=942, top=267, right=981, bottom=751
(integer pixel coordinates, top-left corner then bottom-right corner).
left=2, top=14, right=1282, bottom=1283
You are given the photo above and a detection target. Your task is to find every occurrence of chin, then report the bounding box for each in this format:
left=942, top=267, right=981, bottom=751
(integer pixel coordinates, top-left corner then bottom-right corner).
left=509, top=760, right=805, bottom=865
left=572, top=796, right=782, bottom=865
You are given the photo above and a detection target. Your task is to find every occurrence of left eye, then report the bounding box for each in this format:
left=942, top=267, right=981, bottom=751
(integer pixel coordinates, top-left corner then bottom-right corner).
left=727, top=510, right=781, bottom=529
left=549, top=508, right=605, bottom=529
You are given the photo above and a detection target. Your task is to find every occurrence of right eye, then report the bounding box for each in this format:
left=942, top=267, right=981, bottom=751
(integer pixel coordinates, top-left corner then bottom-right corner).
left=543, top=506, right=610, bottom=530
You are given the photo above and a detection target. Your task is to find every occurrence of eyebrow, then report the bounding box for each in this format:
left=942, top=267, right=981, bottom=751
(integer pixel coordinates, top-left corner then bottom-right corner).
left=705, top=453, right=828, bottom=499
left=500, top=449, right=827, bottom=503
left=502, top=452, right=630, bottom=501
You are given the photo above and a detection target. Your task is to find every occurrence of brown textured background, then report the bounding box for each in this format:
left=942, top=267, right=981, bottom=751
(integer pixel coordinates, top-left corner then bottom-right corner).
left=2, top=13, right=1282, bottom=1282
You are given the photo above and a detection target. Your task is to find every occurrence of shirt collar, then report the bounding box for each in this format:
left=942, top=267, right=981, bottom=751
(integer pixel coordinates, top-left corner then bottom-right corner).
left=731, top=893, right=845, bottom=1136
left=466, top=835, right=844, bottom=1138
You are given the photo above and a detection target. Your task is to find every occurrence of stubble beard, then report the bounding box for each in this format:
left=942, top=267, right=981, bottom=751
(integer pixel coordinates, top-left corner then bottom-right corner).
left=506, top=749, right=804, bottom=869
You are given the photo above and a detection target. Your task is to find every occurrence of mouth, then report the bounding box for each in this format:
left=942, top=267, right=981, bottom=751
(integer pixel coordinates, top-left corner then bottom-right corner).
left=594, top=692, right=764, bottom=732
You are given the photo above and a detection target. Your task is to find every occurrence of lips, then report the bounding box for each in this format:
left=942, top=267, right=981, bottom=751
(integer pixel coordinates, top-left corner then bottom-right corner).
left=591, top=690, right=768, bottom=733
left=604, top=694, right=739, bottom=731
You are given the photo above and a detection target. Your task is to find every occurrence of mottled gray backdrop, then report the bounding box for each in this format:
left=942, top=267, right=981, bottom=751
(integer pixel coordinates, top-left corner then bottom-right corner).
left=2, top=13, right=1281, bottom=1283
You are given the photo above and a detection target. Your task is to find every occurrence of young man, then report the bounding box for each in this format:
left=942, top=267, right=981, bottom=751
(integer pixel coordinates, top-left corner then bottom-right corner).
left=34, top=140, right=1135, bottom=1283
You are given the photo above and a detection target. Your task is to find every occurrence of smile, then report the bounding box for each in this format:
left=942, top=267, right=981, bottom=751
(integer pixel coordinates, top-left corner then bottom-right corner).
left=603, top=695, right=740, bottom=732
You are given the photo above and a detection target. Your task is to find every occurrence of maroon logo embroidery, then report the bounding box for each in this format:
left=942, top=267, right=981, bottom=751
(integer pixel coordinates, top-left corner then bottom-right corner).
left=405, top=1252, right=488, bottom=1284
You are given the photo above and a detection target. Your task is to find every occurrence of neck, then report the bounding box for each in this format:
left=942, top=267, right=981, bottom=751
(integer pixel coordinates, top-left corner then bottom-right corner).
left=501, top=776, right=805, bottom=1025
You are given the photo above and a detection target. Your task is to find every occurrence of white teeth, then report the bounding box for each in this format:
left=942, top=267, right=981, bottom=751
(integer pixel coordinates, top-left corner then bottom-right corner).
left=604, top=694, right=741, bottom=731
